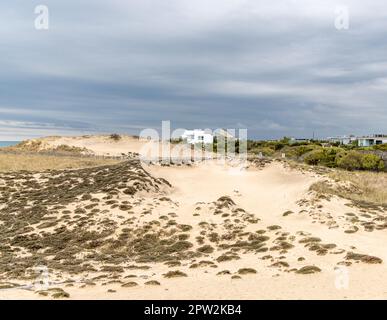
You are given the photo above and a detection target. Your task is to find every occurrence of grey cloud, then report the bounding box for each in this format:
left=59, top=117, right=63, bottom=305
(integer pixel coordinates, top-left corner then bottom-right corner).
left=0, top=0, right=386, bottom=140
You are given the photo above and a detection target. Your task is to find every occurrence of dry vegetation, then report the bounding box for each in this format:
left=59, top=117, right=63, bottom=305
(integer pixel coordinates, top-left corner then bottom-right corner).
left=0, top=159, right=371, bottom=286
left=0, top=160, right=171, bottom=279
left=0, top=145, right=384, bottom=298
left=0, top=152, right=120, bottom=172
left=0, top=148, right=387, bottom=299
left=6, top=140, right=90, bottom=154
left=310, top=170, right=387, bottom=206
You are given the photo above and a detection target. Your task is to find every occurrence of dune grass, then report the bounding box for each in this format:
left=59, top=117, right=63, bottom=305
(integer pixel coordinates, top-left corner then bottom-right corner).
left=0, top=152, right=120, bottom=172
left=310, top=170, right=387, bottom=205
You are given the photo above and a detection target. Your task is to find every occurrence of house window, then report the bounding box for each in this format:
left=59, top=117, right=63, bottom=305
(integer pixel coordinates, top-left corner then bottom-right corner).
left=198, top=136, right=204, bottom=140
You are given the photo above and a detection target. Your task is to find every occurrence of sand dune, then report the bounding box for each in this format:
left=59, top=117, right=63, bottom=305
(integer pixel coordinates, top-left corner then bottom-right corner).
left=12, top=135, right=216, bottom=161
left=0, top=138, right=386, bottom=299
left=11, top=135, right=145, bottom=156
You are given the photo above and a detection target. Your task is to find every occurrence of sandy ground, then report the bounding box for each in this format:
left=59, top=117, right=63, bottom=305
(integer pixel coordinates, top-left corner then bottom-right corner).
left=29, top=135, right=147, bottom=156
left=2, top=265, right=385, bottom=300
left=1, top=136, right=386, bottom=300
left=19, top=135, right=214, bottom=161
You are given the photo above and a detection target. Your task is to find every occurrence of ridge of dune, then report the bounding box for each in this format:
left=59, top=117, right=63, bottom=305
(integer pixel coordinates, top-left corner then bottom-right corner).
left=12, top=135, right=147, bottom=156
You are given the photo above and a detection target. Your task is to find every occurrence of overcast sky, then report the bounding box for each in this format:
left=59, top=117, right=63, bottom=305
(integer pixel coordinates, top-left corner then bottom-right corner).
left=1, top=0, right=386, bottom=140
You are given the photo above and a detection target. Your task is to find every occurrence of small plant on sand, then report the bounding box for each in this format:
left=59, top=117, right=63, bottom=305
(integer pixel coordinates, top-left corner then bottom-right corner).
left=0, top=282, right=18, bottom=289
left=145, top=280, right=161, bottom=286
left=238, top=268, right=257, bottom=275
left=164, top=261, right=181, bottom=267
left=216, top=253, right=240, bottom=263
left=197, top=245, right=214, bottom=254
left=121, top=281, right=138, bottom=287
left=163, top=270, right=188, bottom=278
left=296, top=266, right=321, bottom=274
left=110, top=133, right=122, bottom=141
left=48, top=288, right=70, bottom=299
left=345, top=252, right=382, bottom=264
left=217, top=270, right=231, bottom=275
left=299, top=237, right=321, bottom=244
left=267, top=225, right=282, bottom=231
left=178, top=234, right=190, bottom=241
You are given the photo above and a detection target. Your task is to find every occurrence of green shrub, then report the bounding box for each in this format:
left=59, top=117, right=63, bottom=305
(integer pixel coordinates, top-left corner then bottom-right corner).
left=336, top=151, right=384, bottom=171
left=372, top=144, right=387, bottom=151
left=304, top=147, right=341, bottom=167
left=335, top=151, right=363, bottom=170
left=284, top=144, right=321, bottom=158
left=266, top=141, right=285, bottom=151
left=360, top=154, right=384, bottom=171
left=247, top=138, right=289, bottom=153
left=247, top=140, right=265, bottom=151
left=250, top=147, right=275, bottom=156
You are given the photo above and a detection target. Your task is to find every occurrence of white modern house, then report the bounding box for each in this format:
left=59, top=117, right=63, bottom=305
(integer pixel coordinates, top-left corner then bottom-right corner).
left=181, top=129, right=214, bottom=144
left=358, top=134, right=387, bottom=147
left=327, top=135, right=357, bottom=145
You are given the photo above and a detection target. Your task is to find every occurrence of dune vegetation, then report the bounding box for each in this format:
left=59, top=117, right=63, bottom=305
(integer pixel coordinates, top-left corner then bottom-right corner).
left=0, top=136, right=385, bottom=299
left=310, top=169, right=387, bottom=206
left=0, top=152, right=120, bottom=172
left=246, top=138, right=386, bottom=172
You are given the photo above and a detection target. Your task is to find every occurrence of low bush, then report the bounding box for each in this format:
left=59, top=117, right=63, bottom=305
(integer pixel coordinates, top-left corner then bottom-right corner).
left=372, top=144, right=387, bottom=151
left=283, top=144, right=321, bottom=158
left=304, top=147, right=341, bottom=167
left=250, top=147, right=275, bottom=156
left=336, top=151, right=384, bottom=171
left=110, top=134, right=122, bottom=141
left=335, top=150, right=363, bottom=170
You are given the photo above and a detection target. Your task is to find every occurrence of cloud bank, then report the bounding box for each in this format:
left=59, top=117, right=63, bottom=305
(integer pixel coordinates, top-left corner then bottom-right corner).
left=1, top=0, right=386, bottom=140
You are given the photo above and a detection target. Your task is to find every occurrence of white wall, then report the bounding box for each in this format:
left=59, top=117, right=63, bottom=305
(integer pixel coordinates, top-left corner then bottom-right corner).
left=358, top=138, right=387, bottom=147
left=182, top=130, right=213, bottom=144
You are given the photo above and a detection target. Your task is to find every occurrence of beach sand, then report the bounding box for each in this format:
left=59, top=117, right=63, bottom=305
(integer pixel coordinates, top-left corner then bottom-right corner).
left=0, top=136, right=386, bottom=299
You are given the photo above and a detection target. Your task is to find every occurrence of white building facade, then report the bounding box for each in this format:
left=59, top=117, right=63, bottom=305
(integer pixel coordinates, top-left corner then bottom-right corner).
left=181, top=130, right=214, bottom=144
left=358, top=134, right=387, bottom=147
left=327, top=135, right=357, bottom=145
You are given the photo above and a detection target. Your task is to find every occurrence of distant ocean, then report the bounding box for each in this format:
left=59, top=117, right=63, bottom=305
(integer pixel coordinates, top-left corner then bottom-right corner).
left=0, top=141, right=20, bottom=148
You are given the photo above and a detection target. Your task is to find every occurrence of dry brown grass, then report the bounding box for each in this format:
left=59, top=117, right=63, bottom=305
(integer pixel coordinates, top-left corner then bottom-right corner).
left=310, top=170, right=387, bottom=205
left=4, top=139, right=93, bottom=155
left=0, top=153, right=120, bottom=172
